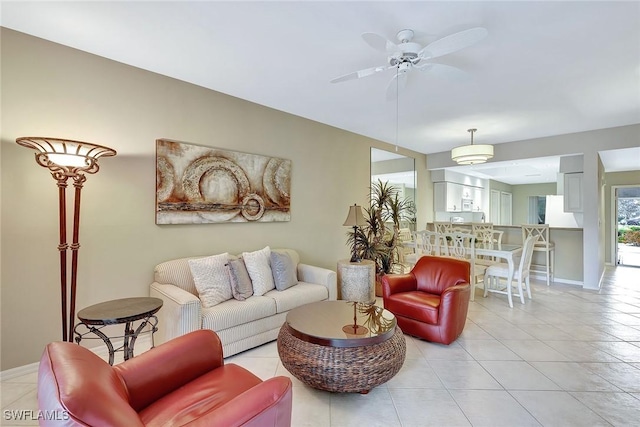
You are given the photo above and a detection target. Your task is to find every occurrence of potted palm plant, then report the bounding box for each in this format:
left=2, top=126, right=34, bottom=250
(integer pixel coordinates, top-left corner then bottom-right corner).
left=346, top=180, right=416, bottom=295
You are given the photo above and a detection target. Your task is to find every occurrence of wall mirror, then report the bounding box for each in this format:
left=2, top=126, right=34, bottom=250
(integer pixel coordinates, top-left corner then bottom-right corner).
left=370, top=147, right=417, bottom=231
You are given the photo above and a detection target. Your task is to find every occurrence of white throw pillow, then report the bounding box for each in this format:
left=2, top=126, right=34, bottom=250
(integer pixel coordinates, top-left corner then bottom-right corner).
left=188, top=253, right=233, bottom=308
left=242, top=246, right=275, bottom=296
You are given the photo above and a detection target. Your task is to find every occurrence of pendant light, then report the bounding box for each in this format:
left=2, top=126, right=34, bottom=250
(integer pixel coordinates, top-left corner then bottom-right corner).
left=451, top=128, right=494, bottom=165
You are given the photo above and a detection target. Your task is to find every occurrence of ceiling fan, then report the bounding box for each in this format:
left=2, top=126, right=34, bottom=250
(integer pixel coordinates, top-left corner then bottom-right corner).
left=330, top=27, right=488, bottom=99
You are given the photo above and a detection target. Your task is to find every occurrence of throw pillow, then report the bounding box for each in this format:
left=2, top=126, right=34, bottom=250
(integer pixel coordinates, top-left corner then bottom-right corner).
left=271, top=251, right=298, bottom=291
left=188, top=253, right=233, bottom=308
left=226, top=258, right=254, bottom=301
left=242, top=246, right=275, bottom=296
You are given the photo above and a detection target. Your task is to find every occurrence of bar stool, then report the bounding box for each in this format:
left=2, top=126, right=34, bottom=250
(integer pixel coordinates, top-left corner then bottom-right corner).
left=521, top=224, right=555, bottom=286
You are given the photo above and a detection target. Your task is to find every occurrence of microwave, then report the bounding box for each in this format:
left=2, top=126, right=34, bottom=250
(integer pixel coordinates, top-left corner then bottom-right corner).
left=461, top=198, right=473, bottom=212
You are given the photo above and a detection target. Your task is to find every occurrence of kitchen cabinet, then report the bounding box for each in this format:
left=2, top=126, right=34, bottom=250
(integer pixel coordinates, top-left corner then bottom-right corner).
left=564, top=172, right=583, bottom=212
left=434, top=182, right=483, bottom=212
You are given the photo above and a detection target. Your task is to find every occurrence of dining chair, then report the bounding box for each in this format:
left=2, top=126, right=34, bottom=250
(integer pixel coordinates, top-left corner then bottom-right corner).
left=521, top=224, right=555, bottom=286
left=433, top=221, right=453, bottom=234
left=483, top=236, right=536, bottom=308
left=440, top=231, right=486, bottom=301
left=404, top=230, right=441, bottom=270
left=472, top=223, right=504, bottom=265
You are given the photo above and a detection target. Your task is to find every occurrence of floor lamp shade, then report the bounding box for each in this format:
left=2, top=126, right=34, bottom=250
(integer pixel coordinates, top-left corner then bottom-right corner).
left=16, top=137, right=116, bottom=342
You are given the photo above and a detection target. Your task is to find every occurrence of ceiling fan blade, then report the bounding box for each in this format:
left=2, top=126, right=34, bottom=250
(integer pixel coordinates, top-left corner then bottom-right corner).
left=330, top=65, right=391, bottom=83
left=414, top=63, right=468, bottom=80
left=386, top=71, right=408, bottom=100
left=362, top=32, right=400, bottom=53
left=418, top=27, right=488, bottom=60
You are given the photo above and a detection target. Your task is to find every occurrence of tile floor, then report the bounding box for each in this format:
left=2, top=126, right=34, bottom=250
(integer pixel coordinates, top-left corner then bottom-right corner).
left=2, top=266, right=640, bottom=426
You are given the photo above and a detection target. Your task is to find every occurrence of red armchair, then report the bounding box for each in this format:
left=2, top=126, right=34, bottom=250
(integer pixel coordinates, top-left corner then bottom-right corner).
left=382, top=255, right=471, bottom=345
left=38, top=329, right=292, bottom=427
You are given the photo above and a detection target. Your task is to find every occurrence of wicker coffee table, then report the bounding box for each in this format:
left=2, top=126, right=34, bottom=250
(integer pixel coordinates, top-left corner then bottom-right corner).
left=277, top=300, right=406, bottom=393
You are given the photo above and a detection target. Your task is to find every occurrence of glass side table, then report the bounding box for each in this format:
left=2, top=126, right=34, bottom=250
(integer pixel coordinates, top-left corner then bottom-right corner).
left=74, top=297, right=162, bottom=365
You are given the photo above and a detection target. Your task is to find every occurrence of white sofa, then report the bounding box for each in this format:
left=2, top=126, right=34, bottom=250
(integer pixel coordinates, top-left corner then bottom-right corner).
left=150, top=249, right=337, bottom=357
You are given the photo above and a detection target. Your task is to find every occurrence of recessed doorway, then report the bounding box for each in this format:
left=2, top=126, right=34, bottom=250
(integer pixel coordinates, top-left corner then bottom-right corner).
left=615, top=186, right=640, bottom=268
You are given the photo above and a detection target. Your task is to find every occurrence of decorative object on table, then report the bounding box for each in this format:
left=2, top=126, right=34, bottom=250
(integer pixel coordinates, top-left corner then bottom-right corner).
left=74, top=297, right=162, bottom=365
left=343, top=204, right=367, bottom=262
left=156, top=139, right=291, bottom=224
left=342, top=302, right=369, bottom=336
left=451, top=128, right=494, bottom=165
left=346, top=180, right=416, bottom=295
left=337, top=259, right=375, bottom=303
left=16, top=137, right=116, bottom=342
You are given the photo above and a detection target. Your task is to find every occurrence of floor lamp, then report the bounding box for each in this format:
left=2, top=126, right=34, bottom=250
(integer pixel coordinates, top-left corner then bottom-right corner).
left=17, top=137, right=116, bottom=342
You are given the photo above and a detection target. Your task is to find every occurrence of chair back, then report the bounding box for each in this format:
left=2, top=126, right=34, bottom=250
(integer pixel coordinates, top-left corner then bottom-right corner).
left=433, top=221, right=453, bottom=234
left=519, top=235, right=537, bottom=274
left=414, top=230, right=441, bottom=256
left=521, top=224, right=551, bottom=249
left=440, top=232, right=475, bottom=261
left=412, top=255, right=470, bottom=295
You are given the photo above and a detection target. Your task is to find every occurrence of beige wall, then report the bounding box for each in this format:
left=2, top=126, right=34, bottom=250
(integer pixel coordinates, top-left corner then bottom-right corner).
left=604, top=171, right=640, bottom=264
left=0, top=29, right=428, bottom=370
left=511, top=183, right=557, bottom=225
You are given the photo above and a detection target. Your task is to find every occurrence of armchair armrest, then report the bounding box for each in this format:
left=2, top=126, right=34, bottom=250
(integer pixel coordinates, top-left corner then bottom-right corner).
left=439, top=283, right=471, bottom=323
left=190, top=376, right=293, bottom=427
left=150, top=282, right=201, bottom=345
left=297, top=263, right=337, bottom=300
left=381, top=273, right=416, bottom=298
left=114, top=330, right=224, bottom=412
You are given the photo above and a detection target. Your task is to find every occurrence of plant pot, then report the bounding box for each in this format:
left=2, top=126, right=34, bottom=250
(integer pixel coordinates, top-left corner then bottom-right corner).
left=375, top=275, right=383, bottom=297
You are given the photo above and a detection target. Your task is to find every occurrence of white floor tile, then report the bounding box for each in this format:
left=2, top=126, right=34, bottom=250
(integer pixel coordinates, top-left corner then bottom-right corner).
left=510, top=390, right=611, bottom=427
left=428, top=360, right=503, bottom=390
left=570, top=392, right=640, bottom=427
left=449, top=389, right=541, bottom=426
left=329, top=387, right=401, bottom=427
left=458, top=339, right=522, bottom=361
left=500, top=340, right=571, bottom=362
left=479, top=361, right=561, bottom=391
left=390, top=388, right=471, bottom=427
left=529, top=362, right=622, bottom=392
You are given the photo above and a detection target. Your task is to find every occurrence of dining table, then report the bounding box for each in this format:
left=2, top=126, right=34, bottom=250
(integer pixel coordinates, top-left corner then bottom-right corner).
left=474, top=243, right=523, bottom=301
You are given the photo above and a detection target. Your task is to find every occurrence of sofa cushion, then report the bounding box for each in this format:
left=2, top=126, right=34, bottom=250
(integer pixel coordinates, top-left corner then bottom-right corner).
left=201, top=296, right=276, bottom=332
left=188, top=254, right=233, bottom=308
left=270, top=251, right=298, bottom=291
left=226, top=258, right=253, bottom=301
left=242, top=246, right=275, bottom=296
left=265, top=282, right=329, bottom=313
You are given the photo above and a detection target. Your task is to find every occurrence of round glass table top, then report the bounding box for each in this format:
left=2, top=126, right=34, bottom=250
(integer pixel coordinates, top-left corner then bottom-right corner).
left=77, top=297, right=163, bottom=325
left=285, top=300, right=396, bottom=347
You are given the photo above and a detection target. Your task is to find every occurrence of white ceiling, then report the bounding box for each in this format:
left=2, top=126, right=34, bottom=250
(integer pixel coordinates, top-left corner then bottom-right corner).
left=2, top=1, right=639, bottom=184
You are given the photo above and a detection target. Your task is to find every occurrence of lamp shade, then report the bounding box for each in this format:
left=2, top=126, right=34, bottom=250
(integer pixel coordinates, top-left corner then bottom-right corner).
left=343, top=204, right=366, bottom=227
left=451, top=144, right=494, bottom=165
left=16, top=137, right=117, bottom=175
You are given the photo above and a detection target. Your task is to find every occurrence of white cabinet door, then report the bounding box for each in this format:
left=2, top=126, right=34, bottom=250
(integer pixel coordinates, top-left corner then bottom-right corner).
left=564, top=172, right=583, bottom=212
left=500, top=192, right=512, bottom=225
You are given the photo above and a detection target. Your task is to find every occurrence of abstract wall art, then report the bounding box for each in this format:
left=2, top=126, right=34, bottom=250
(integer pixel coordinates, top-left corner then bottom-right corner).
left=156, top=139, right=291, bottom=224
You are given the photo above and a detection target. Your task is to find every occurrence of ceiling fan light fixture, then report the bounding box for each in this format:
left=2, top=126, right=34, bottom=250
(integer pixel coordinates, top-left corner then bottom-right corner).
left=451, top=128, right=494, bottom=165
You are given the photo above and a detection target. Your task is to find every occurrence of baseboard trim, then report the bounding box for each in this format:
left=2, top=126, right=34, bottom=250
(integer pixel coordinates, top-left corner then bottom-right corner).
left=0, top=335, right=153, bottom=381
left=529, top=271, right=583, bottom=287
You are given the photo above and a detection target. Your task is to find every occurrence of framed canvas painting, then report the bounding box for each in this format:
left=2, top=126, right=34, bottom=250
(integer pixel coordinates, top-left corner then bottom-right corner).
left=156, top=139, right=291, bottom=224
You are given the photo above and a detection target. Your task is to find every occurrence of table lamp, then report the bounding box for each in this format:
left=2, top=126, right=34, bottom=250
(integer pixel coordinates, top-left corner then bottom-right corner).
left=343, top=204, right=366, bottom=262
